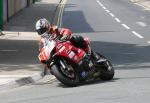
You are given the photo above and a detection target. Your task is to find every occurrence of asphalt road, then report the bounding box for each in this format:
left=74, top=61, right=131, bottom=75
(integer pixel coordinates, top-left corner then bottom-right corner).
left=1, top=0, right=150, bottom=103
left=0, top=39, right=42, bottom=73
left=0, top=39, right=38, bottom=64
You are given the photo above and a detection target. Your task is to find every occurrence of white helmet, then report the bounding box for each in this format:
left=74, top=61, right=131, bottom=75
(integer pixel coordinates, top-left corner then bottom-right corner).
left=35, top=18, right=50, bottom=36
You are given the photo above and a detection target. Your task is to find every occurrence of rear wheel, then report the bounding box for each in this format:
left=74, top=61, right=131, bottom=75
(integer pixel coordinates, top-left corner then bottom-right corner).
left=51, top=58, right=79, bottom=87
left=95, top=52, right=114, bottom=80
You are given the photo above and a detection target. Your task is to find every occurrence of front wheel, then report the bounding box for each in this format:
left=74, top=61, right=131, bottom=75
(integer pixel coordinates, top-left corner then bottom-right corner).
left=51, top=58, right=79, bottom=87
left=95, top=52, right=115, bottom=80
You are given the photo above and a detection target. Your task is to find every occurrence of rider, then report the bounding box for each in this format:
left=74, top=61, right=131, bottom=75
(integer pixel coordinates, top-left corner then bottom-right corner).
left=35, top=18, right=91, bottom=54
left=35, top=18, right=99, bottom=75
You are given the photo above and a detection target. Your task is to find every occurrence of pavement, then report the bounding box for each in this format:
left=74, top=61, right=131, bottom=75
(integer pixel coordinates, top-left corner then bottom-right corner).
left=130, top=0, right=150, bottom=10
left=0, top=0, right=64, bottom=91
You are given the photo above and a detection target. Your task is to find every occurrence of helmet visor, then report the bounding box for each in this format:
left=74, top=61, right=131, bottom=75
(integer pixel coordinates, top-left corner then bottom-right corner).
left=36, top=28, right=47, bottom=35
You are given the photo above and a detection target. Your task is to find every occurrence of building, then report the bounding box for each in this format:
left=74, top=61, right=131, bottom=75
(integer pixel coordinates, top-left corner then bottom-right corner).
left=0, top=0, right=36, bottom=29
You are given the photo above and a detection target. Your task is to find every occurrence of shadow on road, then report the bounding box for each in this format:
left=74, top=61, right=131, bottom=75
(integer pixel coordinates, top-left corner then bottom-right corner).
left=90, top=41, right=150, bottom=70
left=1, top=39, right=150, bottom=72
left=0, top=1, right=61, bottom=72
left=62, top=10, right=94, bottom=33
left=56, top=78, right=117, bottom=88
left=4, top=3, right=59, bottom=32
left=0, top=39, right=42, bottom=72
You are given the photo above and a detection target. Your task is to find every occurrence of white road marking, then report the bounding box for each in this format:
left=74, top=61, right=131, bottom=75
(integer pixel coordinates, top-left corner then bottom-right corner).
left=96, top=0, right=148, bottom=42
left=96, top=0, right=103, bottom=7
left=0, top=50, right=18, bottom=52
left=105, top=10, right=110, bottom=13
left=121, top=24, right=130, bottom=29
left=109, top=13, right=115, bottom=17
left=141, top=16, right=145, bottom=19
left=114, top=18, right=121, bottom=22
left=57, top=0, right=67, bottom=27
left=136, top=21, right=147, bottom=27
left=102, top=6, right=107, bottom=10
left=132, top=31, right=144, bottom=39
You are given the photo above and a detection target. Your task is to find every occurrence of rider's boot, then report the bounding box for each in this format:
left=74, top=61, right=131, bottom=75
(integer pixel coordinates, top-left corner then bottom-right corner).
left=91, top=50, right=100, bottom=61
left=41, top=66, right=51, bottom=77
left=84, top=45, right=99, bottom=61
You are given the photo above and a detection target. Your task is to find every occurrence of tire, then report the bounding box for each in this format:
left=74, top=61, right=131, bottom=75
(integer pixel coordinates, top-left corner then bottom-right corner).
left=95, top=52, right=115, bottom=80
left=51, top=58, right=79, bottom=87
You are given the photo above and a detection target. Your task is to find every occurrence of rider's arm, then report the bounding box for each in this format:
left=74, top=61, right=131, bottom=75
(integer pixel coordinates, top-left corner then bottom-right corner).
left=38, top=38, right=45, bottom=52
left=59, top=28, right=72, bottom=41
left=50, top=26, right=72, bottom=41
left=50, top=26, right=61, bottom=35
left=55, top=27, right=61, bottom=36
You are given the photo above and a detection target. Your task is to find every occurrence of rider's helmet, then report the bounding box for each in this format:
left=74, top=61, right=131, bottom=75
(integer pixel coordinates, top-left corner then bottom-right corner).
left=35, top=18, right=50, bottom=37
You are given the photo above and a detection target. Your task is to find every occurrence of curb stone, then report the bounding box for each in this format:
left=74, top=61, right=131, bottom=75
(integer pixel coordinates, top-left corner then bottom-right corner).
left=0, top=72, right=56, bottom=91
left=0, top=72, right=42, bottom=91
left=130, top=0, right=150, bottom=10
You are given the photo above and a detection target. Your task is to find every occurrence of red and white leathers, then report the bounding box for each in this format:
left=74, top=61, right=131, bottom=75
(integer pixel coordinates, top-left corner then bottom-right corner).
left=38, top=25, right=72, bottom=52
left=38, top=25, right=90, bottom=54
